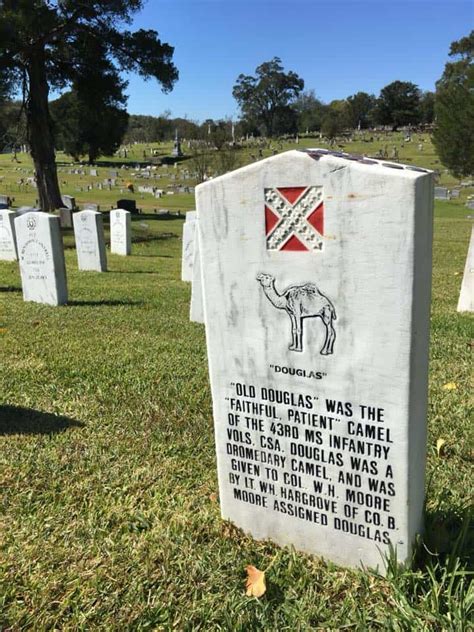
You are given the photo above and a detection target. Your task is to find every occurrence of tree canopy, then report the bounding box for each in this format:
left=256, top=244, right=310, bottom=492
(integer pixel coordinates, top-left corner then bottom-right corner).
left=375, top=81, right=421, bottom=130
left=433, top=31, right=474, bottom=177
left=0, top=0, right=178, bottom=209
left=232, top=58, right=304, bottom=136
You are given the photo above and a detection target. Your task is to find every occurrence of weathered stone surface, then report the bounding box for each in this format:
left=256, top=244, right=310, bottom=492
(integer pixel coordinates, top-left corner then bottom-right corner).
left=434, top=186, right=449, bottom=200
left=0, top=210, right=18, bottom=261
left=61, top=195, right=76, bottom=210
left=457, top=226, right=473, bottom=312
left=73, top=210, right=107, bottom=272
left=190, top=220, right=204, bottom=323
left=110, top=208, right=131, bottom=256
left=58, top=207, right=73, bottom=229
left=181, top=211, right=196, bottom=282
left=197, top=149, right=434, bottom=571
left=15, top=212, right=67, bottom=305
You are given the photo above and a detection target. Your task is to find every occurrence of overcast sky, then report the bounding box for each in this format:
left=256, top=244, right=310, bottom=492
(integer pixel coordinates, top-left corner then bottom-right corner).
left=125, top=0, right=473, bottom=121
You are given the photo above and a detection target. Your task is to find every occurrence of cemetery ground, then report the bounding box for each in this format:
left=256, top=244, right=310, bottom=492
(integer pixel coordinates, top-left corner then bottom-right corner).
left=0, top=138, right=473, bottom=629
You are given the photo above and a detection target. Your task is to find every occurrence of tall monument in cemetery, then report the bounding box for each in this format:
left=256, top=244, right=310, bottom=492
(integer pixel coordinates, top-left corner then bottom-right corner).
left=172, top=128, right=183, bottom=158
left=196, top=149, right=434, bottom=571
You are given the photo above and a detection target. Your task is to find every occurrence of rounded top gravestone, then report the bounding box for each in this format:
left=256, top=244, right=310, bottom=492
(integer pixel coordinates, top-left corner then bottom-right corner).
left=14, top=211, right=68, bottom=305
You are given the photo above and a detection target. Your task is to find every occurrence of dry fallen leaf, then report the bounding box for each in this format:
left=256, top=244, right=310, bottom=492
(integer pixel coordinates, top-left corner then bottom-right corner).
left=436, top=438, right=447, bottom=457
left=209, top=492, right=218, bottom=503
left=442, top=382, right=457, bottom=391
left=0, top=328, right=7, bottom=334
left=245, top=565, right=266, bottom=598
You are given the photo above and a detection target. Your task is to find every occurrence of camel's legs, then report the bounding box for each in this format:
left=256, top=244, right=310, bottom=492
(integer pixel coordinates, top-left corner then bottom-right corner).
left=320, top=307, right=336, bottom=355
left=288, top=312, right=298, bottom=350
left=296, top=316, right=303, bottom=351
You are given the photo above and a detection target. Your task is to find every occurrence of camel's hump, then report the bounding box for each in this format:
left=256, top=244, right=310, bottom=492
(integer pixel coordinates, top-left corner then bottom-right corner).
left=283, top=283, right=320, bottom=296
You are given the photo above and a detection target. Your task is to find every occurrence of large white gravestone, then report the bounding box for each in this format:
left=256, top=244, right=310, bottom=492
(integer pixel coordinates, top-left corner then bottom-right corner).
left=73, top=210, right=107, bottom=272
left=15, top=212, right=67, bottom=305
left=0, top=209, right=18, bottom=261
left=457, top=226, right=473, bottom=312
left=110, top=208, right=132, bottom=256
left=190, top=222, right=204, bottom=323
left=197, top=149, right=434, bottom=571
left=181, top=211, right=196, bottom=282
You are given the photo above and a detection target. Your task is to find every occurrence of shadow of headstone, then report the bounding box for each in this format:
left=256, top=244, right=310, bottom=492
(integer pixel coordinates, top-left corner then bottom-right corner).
left=0, top=405, right=84, bottom=435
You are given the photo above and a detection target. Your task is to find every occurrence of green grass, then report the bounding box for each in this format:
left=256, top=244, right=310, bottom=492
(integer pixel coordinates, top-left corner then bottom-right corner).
left=0, top=139, right=473, bottom=629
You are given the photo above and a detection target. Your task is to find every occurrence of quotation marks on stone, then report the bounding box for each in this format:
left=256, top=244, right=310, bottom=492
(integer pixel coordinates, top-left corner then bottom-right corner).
left=256, top=273, right=336, bottom=355
left=264, top=186, right=324, bottom=251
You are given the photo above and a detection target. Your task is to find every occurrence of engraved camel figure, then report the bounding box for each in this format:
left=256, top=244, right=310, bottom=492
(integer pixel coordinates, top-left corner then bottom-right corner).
left=256, top=273, right=336, bottom=355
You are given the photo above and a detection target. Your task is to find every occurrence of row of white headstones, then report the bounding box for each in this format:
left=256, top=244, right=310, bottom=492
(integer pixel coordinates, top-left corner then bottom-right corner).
left=182, top=149, right=472, bottom=573
left=0, top=208, right=132, bottom=305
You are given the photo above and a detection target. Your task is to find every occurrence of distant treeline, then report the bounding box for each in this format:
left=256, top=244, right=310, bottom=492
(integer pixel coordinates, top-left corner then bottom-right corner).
left=0, top=84, right=436, bottom=154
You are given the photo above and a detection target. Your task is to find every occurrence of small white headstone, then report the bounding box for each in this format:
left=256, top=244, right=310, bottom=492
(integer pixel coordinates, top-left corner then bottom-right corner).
left=110, top=208, right=131, bottom=256
left=181, top=211, right=197, bottom=282
left=190, top=220, right=204, bottom=323
left=457, top=226, right=473, bottom=312
left=197, top=150, right=433, bottom=571
left=0, top=210, right=18, bottom=261
left=15, top=212, right=67, bottom=305
left=73, top=210, right=107, bottom=271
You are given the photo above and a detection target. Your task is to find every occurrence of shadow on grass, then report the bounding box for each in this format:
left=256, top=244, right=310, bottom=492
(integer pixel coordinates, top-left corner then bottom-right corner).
left=107, top=270, right=161, bottom=275
left=131, top=233, right=179, bottom=244
left=67, top=299, right=144, bottom=307
left=136, top=213, right=185, bottom=222
left=0, top=286, right=21, bottom=293
left=0, top=405, right=84, bottom=435
left=421, top=504, right=473, bottom=562
left=135, top=254, right=173, bottom=259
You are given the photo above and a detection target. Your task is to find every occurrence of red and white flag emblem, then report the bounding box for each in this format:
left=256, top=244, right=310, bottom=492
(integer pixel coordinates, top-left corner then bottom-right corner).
left=264, top=186, right=324, bottom=251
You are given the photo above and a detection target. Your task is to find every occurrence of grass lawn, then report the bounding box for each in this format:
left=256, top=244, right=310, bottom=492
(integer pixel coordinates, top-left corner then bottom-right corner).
left=0, top=140, right=473, bottom=629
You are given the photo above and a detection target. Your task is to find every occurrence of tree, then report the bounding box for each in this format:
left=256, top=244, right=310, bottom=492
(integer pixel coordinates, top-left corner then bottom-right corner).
left=375, top=81, right=421, bottom=130
left=51, top=91, right=128, bottom=163
left=232, top=58, right=304, bottom=136
left=0, top=1, right=177, bottom=210
left=419, top=91, right=435, bottom=125
left=294, top=90, right=326, bottom=133
left=346, top=92, right=376, bottom=129
left=433, top=31, right=474, bottom=177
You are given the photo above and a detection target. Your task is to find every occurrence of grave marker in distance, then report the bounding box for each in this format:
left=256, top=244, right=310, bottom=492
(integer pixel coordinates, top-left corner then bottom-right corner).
left=190, top=221, right=204, bottom=323
left=0, top=209, right=18, bottom=261
left=457, top=226, right=473, bottom=312
left=181, top=211, right=196, bottom=282
left=110, top=208, right=131, bottom=256
left=15, top=212, right=67, bottom=305
left=197, top=149, right=434, bottom=571
left=73, top=210, right=107, bottom=272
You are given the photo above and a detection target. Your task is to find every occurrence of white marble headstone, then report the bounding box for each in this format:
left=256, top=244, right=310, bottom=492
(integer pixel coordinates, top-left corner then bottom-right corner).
left=457, top=226, right=473, bottom=312
left=73, top=210, right=107, bottom=272
left=181, top=211, right=196, bottom=282
left=197, top=150, right=433, bottom=571
left=110, top=208, right=131, bottom=256
left=15, top=212, right=68, bottom=305
left=0, top=209, right=18, bottom=261
left=190, top=221, right=204, bottom=323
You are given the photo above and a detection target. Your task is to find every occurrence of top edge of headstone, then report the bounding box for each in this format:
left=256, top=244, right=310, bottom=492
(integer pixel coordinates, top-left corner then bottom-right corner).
left=302, top=148, right=433, bottom=174
left=76, top=209, right=102, bottom=215
left=196, top=149, right=433, bottom=192
left=15, top=210, right=56, bottom=221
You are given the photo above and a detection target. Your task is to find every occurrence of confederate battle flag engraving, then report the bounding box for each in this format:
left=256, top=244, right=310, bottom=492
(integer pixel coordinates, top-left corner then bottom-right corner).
left=264, top=186, right=324, bottom=251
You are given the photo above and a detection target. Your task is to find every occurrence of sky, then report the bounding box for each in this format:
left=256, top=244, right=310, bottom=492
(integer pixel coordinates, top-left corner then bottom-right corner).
left=124, top=0, right=472, bottom=121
